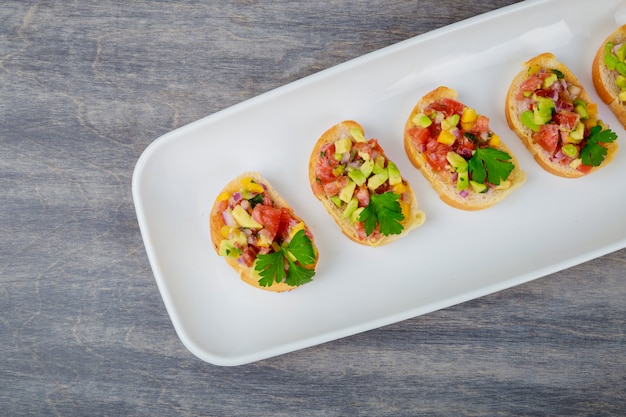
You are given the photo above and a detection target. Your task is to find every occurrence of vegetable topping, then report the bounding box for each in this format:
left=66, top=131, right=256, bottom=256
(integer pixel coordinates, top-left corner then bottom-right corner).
left=603, top=41, right=626, bottom=103
left=407, top=98, right=515, bottom=196
left=515, top=66, right=617, bottom=171
left=313, top=127, right=408, bottom=241
left=215, top=177, right=316, bottom=288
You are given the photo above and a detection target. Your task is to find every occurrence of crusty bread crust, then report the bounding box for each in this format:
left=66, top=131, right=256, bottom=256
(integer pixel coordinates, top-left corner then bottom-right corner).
left=404, top=86, right=525, bottom=210
left=210, top=172, right=318, bottom=292
left=592, top=25, right=626, bottom=128
left=309, top=121, right=425, bottom=247
left=506, top=53, right=618, bottom=178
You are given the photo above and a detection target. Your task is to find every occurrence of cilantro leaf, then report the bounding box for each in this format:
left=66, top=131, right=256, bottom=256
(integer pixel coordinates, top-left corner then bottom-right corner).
left=253, top=229, right=316, bottom=288
left=359, top=192, right=404, bottom=237
left=580, top=126, right=617, bottom=167
left=285, top=229, right=317, bottom=267
left=254, top=251, right=285, bottom=288
left=468, top=147, right=514, bottom=185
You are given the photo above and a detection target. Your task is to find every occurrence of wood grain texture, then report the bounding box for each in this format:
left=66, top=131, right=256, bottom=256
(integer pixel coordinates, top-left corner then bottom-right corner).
left=1, top=1, right=625, bottom=416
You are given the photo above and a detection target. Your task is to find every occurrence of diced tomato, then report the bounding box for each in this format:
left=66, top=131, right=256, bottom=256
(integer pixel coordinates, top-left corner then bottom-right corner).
left=315, top=143, right=339, bottom=184
left=323, top=176, right=348, bottom=197
left=534, top=124, right=560, bottom=154
left=455, top=134, right=476, bottom=159
left=276, top=208, right=296, bottom=241
left=424, top=140, right=452, bottom=171
left=577, top=163, right=593, bottom=175
left=251, top=204, right=282, bottom=241
left=553, top=110, right=579, bottom=131
left=408, top=126, right=431, bottom=150
left=356, top=186, right=370, bottom=207
left=240, top=247, right=257, bottom=267
left=474, top=115, right=490, bottom=133
left=429, top=98, right=465, bottom=117
left=517, top=73, right=544, bottom=99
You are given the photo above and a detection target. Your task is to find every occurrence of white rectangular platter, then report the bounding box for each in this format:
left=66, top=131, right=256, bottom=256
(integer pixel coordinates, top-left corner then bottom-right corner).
left=133, top=0, right=626, bottom=366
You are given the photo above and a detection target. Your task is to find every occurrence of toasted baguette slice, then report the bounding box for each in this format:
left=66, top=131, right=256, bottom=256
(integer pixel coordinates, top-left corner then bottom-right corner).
left=404, top=86, right=525, bottom=210
left=210, top=172, right=318, bottom=292
left=506, top=52, right=618, bottom=178
left=309, top=120, right=425, bottom=247
left=592, top=25, right=626, bottom=128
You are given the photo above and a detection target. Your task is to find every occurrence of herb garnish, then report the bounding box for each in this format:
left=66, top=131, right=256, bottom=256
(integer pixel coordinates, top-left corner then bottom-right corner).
left=580, top=126, right=617, bottom=167
left=468, top=147, right=515, bottom=185
left=359, top=192, right=404, bottom=237
left=254, top=229, right=316, bottom=288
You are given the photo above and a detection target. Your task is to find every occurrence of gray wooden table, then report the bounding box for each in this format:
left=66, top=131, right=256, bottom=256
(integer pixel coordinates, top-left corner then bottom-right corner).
left=2, top=1, right=625, bottom=416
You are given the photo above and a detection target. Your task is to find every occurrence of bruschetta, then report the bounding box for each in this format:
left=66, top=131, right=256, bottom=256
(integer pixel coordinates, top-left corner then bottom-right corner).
left=210, top=172, right=318, bottom=292
left=592, top=25, right=626, bottom=128
left=506, top=52, right=618, bottom=177
left=404, top=86, right=525, bottom=210
left=309, top=120, right=425, bottom=247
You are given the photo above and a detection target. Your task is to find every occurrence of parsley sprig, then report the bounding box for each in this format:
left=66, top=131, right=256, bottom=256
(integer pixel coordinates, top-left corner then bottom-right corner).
left=468, top=147, right=515, bottom=185
left=359, top=192, right=404, bottom=237
left=580, top=126, right=617, bottom=167
left=254, top=229, right=316, bottom=288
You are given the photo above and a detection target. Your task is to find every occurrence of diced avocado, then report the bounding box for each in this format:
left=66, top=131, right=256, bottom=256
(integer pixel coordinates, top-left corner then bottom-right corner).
left=568, top=121, right=585, bottom=143
left=334, top=137, right=352, bottom=154
left=412, top=113, right=432, bottom=128
left=521, top=110, right=540, bottom=132
left=347, top=168, right=367, bottom=186
left=350, top=127, right=366, bottom=142
left=442, top=114, right=460, bottom=130
left=360, top=159, right=374, bottom=177
left=561, top=144, right=579, bottom=158
left=341, top=197, right=359, bottom=219
left=339, top=180, right=357, bottom=203
left=469, top=180, right=488, bottom=193
left=230, top=229, right=248, bottom=246
left=457, top=171, right=469, bottom=191
left=231, top=205, right=263, bottom=229
left=604, top=42, right=619, bottom=70
left=387, top=161, right=402, bottom=186
left=331, top=195, right=343, bottom=207
left=533, top=96, right=555, bottom=125
left=350, top=207, right=365, bottom=224
left=573, top=100, right=589, bottom=120
left=617, top=62, right=626, bottom=77
left=619, top=91, right=626, bottom=102
left=543, top=72, right=558, bottom=88
left=446, top=151, right=468, bottom=173
left=616, top=75, right=626, bottom=89
left=219, top=240, right=242, bottom=258
left=372, top=155, right=386, bottom=174
left=367, top=171, right=389, bottom=191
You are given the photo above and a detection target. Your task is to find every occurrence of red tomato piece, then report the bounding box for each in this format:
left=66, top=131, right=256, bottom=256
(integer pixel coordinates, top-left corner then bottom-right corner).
left=408, top=126, right=431, bottom=149
left=553, top=110, right=579, bottom=131
left=430, top=98, right=465, bottom=117
left=474, top=115, right=490, bottom=133
left=251, top=204, right=282, bottom=241
left=534, top=124, right=560, bottom=154
left=425, top=140, right=452, bottom=171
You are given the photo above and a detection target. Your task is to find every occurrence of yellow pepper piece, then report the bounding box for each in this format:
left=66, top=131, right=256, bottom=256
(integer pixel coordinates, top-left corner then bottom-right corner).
left=437, top=130, right=456, bottom=146
left=241, top=177, right=264, bottom=193
left=399, top=200, right=410, bottom=220
left=393, top=182, right=407, bottom=194
left=220, top=226, right=233, bottom=238
left=488, top=134, right=500, bottom=147
left=461, top=107, right=477, bottom=131
left=289, top=222, right=305, bottom=240
left=217, top=191, right=230, bottom=202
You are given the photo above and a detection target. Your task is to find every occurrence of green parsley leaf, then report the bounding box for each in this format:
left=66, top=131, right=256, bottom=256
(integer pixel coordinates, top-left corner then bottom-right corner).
left=468, top=147, right=514, bottom=186
left=580, top=126, right=617, bottom=167
left=358, top=192, right=404, bottom=237
left=254, top=229, right=316, bottom=288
